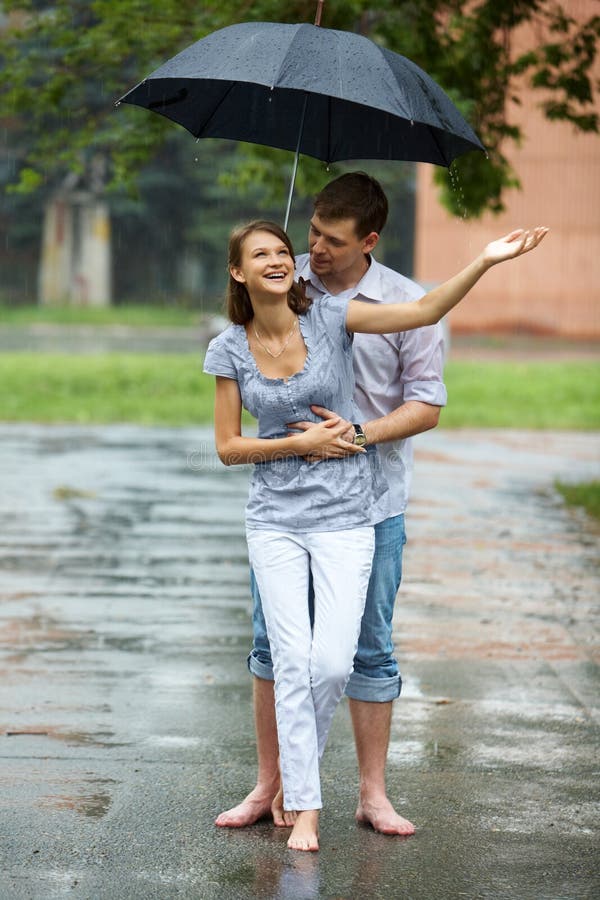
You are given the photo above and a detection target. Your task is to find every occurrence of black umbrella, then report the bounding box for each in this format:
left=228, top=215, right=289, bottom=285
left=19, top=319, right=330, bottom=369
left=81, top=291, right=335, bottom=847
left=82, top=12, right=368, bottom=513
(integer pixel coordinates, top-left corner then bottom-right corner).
left=118, top=19, right=484, bottom=227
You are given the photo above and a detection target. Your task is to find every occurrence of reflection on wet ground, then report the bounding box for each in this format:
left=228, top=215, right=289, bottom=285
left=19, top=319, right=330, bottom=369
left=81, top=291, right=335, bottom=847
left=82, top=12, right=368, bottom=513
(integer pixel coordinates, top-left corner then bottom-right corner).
left=0, top=425, right=598, bottom=899
left=38, top=778, right=117, bottom=819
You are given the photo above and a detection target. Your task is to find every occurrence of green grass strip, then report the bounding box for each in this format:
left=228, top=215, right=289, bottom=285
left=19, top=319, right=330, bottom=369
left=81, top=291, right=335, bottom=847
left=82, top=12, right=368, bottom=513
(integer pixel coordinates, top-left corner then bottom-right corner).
left=0, top=354, right=211, bottom=425
left=555, top=480, right=600, bottom=521
left=441, top=361, right=600, bottom=429
left=0, top=355, right=598, bottom=429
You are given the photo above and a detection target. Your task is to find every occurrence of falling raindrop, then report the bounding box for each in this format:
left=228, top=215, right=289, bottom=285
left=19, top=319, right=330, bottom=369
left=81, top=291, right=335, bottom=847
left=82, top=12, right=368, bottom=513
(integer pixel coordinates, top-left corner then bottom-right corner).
left=448, top=162, right=467, bottom=221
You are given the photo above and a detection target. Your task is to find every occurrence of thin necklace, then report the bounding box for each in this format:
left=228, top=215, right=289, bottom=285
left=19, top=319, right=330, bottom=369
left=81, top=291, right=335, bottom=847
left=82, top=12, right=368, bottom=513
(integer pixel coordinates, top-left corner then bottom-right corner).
left=252, top=317, right=298, bottom=359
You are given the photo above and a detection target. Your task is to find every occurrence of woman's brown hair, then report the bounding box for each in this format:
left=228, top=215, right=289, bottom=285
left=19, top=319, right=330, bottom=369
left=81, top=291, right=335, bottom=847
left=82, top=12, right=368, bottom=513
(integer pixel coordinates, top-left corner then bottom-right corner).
left=226, top=220, right=312, bottom=325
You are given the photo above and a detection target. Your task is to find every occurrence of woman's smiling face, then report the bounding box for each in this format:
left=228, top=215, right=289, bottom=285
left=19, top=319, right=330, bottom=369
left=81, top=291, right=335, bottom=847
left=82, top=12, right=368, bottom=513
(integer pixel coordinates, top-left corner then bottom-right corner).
left=230, top=231, right=295, bottom=299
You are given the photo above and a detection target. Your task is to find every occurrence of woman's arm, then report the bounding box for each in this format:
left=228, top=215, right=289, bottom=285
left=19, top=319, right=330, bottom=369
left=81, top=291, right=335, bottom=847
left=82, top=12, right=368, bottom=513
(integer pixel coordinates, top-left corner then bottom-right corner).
left=214, top=376, right=365, bottom=465
left=345, top=228, right=548, bottom=335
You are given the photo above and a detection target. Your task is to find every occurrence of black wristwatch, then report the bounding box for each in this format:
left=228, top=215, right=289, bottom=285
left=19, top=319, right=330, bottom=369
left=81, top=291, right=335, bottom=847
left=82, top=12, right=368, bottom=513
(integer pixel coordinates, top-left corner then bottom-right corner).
left=352, top=424, right=367, bottom=447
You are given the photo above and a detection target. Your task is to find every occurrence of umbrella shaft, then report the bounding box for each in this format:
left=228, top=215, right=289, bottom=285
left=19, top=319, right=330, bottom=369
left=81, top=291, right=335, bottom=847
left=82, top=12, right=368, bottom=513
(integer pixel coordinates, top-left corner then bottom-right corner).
left=284, top=94, right=309, bottom=231
left=314, top=0, right=324, bottom=26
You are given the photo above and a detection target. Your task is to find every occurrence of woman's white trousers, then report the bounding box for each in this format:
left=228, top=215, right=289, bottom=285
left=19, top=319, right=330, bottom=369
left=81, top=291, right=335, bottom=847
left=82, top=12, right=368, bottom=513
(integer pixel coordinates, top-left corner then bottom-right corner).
left=246, top=526, right=375, bottom=811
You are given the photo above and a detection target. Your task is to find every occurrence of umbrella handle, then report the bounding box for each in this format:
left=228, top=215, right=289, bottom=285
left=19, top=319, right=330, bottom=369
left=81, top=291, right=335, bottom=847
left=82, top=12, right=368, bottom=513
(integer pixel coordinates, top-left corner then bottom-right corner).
left=284, top=94, right=309, bottom=231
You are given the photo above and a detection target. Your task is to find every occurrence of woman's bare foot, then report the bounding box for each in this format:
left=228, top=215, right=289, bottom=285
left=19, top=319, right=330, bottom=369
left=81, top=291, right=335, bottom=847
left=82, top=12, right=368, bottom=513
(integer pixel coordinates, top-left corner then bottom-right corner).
left=287, top=810, right=320, bottom=852
left=355, top=795, right=415, bottom=836
left=215, top=784, right=277, bottom=828
left=271, top=787, right=297, bottom=827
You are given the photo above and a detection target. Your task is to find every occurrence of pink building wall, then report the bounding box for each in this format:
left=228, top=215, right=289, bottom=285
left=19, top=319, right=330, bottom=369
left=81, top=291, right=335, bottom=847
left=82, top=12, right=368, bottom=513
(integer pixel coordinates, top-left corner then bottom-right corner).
left=414, top=2, right=600, bottom=338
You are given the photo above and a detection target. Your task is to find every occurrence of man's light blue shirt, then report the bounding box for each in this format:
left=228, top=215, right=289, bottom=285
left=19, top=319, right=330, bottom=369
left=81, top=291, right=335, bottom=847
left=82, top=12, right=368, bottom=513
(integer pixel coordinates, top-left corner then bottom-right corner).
left=295, top=252, right=447, bottom=517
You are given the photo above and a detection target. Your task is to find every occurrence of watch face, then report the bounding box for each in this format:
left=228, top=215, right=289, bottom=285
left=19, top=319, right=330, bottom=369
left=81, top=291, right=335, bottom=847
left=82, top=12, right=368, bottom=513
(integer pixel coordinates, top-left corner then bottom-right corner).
left=353, top=425, right=367, bottom=447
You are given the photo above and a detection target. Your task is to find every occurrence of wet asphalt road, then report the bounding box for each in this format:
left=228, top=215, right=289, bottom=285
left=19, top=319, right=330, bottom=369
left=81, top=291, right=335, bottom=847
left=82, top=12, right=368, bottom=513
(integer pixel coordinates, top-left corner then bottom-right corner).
left=0, top=425, right=598, bottom=900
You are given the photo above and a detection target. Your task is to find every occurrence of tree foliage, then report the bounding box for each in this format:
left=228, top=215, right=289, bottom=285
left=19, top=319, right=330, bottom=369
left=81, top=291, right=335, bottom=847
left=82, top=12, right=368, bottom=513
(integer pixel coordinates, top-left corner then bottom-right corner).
left=0, top=0, right=598, bottom=217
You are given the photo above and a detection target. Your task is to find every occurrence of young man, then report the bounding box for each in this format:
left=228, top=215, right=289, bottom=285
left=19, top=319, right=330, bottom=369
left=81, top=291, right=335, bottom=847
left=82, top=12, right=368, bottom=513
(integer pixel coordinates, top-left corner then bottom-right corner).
left=215, top=172, right=446, bottom=836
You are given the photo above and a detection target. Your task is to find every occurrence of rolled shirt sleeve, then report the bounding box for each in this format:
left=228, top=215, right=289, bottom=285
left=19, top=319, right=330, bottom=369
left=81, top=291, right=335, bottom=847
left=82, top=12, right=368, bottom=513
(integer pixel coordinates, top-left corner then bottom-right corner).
left=395, top=321, right=447, bottom=407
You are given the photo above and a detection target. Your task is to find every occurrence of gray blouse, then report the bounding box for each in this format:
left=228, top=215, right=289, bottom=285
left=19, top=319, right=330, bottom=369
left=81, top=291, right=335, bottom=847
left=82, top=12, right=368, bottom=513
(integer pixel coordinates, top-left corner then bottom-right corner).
left=203, top=295, right=389, bottom=532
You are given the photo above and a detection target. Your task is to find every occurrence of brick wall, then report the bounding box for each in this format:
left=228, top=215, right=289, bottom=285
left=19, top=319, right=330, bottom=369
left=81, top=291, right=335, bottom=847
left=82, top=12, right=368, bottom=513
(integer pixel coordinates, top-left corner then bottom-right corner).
left=414, top=0, right=600, bottom=338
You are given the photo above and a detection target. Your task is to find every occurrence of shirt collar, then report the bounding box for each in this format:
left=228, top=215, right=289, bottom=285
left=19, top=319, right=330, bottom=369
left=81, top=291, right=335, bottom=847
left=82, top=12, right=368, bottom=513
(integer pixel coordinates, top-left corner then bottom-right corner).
left=296, top=253, right=384, bottom=303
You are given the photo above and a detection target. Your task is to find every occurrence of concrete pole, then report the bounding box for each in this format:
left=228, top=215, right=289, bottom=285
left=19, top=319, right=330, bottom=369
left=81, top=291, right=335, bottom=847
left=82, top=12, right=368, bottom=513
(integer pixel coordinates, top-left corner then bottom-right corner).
left=73, top=200, right=111, bottom=306
left=39, top=198, right=73, bottom=305
left=39, top=193, right=112, bottom=306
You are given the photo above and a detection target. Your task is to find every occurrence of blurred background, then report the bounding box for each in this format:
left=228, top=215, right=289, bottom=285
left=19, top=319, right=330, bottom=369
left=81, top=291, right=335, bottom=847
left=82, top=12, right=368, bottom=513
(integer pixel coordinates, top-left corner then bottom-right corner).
left=0, top=0, right=598, bottom=330
left=0, top=0, right=598, bottom=447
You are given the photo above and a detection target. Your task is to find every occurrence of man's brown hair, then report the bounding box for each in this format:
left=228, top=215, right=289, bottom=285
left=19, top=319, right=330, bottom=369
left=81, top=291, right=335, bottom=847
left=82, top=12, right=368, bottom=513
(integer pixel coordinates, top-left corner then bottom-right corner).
left=226, top=220, right=311, bottom=325
left=313, top=171, right=388, bottom=238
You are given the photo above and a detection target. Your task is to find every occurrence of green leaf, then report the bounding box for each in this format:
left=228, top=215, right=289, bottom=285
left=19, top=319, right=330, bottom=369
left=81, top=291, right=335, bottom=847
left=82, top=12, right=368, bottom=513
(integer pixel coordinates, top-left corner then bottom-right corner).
left=7, top=167, right=44, bottom=194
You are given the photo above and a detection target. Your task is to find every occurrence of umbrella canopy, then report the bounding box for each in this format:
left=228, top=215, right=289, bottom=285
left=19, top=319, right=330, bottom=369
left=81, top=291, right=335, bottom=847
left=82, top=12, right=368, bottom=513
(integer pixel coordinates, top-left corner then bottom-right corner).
left=119, top=21, right=484, bottom=167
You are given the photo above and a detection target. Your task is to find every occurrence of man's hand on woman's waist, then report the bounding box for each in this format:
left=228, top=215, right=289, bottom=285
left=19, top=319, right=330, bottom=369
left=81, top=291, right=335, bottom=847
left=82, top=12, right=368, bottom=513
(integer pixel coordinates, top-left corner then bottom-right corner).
left=287, top=405, right=359, bottom=461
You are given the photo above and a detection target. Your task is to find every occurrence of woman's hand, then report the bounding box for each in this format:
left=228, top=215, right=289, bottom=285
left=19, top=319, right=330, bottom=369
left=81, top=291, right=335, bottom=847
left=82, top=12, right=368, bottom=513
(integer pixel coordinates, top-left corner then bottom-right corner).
left=291, top=413, right=364, bottom=460
left=482, top=227, right=549, bottom=268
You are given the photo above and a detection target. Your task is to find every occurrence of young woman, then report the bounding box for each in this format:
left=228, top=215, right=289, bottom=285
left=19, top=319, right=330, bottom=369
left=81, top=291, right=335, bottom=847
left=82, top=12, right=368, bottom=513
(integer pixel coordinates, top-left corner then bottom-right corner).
left=204, top=220, right=547, bottom=852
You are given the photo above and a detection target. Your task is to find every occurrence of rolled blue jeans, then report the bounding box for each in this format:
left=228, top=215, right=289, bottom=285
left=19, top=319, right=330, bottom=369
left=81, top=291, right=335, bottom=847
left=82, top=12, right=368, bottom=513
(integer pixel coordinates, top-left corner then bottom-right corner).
left=248, top=514, right=406, bottom=703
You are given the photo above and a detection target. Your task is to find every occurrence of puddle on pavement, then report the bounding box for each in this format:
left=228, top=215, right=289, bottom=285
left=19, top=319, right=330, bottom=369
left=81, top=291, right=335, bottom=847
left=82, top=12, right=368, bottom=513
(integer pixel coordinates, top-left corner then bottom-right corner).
left=143, top=734, right=203, bottom=748
left=2, top=724, right=127, bottom=749
left=478, top=796, right=597, bottom=836
left=37, top=778, right=117, bottom=819
left=399, top=627, right=587, bottom=662
left=219, top=848, right=320, bottom=898
left=469, top=723, right=593, bottom=770
left=0, top=591, right=37, bottom=604
left=0, top=612, right=97, bottom=653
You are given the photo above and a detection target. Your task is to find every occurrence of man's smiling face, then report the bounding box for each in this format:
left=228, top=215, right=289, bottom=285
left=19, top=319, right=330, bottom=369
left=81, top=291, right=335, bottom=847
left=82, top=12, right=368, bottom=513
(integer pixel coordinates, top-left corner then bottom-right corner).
left=308, top=213, right=378, bottom=288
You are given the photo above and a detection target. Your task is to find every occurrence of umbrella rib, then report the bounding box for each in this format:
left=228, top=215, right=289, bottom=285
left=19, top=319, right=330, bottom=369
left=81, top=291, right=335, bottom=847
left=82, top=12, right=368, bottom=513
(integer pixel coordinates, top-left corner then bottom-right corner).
left=427, top=123, right=451, bottom=167
left=192, top=79, right=239, bottom=137
left=271, top=23, right=304, bottom=89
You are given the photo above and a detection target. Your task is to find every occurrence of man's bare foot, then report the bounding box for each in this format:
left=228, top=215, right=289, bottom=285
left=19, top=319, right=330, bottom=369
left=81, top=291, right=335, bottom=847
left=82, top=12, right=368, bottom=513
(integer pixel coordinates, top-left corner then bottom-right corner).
left=215, top=785, right=277, bottom=828
left=355, top=796, right=415, bottom=836
left=271, top=787, right=297, bottom=827
left=287, top=810, right=320, bottom=852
